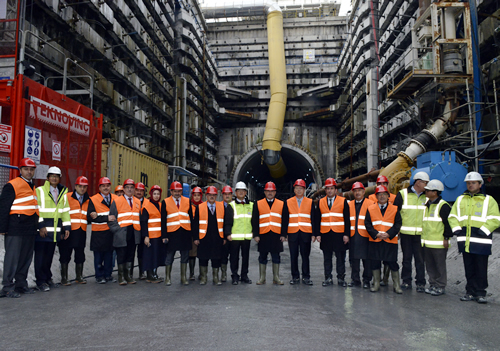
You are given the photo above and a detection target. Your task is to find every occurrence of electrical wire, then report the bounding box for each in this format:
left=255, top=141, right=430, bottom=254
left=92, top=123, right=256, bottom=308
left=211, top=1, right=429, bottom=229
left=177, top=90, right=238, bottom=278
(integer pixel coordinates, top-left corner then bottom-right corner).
left=443, top=129, right=500, bottom=160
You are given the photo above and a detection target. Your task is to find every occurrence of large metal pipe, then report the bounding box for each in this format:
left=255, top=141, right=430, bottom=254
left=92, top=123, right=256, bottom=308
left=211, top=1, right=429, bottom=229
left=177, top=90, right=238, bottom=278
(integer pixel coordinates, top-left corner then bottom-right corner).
left=262, top=2, right=287, bottom=179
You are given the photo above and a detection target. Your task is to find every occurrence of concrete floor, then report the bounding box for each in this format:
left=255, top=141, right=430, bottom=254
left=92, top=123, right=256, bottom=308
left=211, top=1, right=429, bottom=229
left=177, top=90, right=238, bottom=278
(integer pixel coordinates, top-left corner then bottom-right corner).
left=0, top=241, right=499, bottom=351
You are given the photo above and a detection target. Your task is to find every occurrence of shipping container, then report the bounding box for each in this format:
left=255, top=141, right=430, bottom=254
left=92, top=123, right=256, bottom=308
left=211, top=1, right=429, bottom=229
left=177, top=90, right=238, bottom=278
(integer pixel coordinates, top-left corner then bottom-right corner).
left=101, top=139, right=169, bottom=194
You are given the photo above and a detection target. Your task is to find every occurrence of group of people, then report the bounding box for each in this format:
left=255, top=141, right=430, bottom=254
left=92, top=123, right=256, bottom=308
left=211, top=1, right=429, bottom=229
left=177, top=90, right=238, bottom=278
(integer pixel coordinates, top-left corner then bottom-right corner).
left=1, top=158, right=499, bottom=304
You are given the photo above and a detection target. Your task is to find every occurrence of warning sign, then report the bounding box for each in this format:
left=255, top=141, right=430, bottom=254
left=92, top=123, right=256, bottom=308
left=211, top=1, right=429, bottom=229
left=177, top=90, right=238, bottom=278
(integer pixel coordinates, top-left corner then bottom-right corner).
left=24, top=126, right=41, bottom=163
left=0, top=124, right=12, bottom=153
left=52, top=140, right=61, bottom=161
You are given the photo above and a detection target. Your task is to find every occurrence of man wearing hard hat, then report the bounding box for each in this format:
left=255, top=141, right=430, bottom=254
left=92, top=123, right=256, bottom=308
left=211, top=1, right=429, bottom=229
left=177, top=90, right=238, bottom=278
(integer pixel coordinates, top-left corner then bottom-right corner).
left=220, top=185, right=233, bottom=282
left=224, top=181, right=254, bottom=285
left=394, top=171, right=429, bottom=292
left=449, top=172, right=500, bottom=304
left=0, top=158, right=39, bottom=298
left=421, top=179, right=452, bottom=297
left=35, top=166, right=71, bottom=292
left=131, top=182, right=147, bottom=280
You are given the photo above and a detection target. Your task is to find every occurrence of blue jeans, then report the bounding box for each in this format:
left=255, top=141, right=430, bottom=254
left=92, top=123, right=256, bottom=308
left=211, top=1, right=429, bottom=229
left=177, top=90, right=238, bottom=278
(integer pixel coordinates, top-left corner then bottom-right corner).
left=94, top=251, right=113, bottom=279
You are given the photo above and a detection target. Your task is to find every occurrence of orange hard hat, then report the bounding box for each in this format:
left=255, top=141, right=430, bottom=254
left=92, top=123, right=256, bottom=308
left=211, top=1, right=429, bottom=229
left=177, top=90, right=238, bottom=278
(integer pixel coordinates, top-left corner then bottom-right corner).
left=375, top=185, right=389, bottom=194
left=19, top=158, right=36, bottom=169
left=351, top=182, right=365, bottom=190
left=376, top=175, right=389, bottom=184
left=222, top=185, right=233, bottom=194
left=206, top=186, right=218, bottom=195
left=324, top=178, right=337, bottom=187
left=75, top=176, right=89, bottom=186
left=135, top=182, right=145, bottom=190
left=123, top=179, right=135, bottom=186
left=170, top=181, right=183, bottom=190
left=115, top=185, right=124, bottom=192
left=98, top=177, right=111, bottom=186
left=264, top=182, right=276, bottom=191
left=293, top=179, right=306, bottom=188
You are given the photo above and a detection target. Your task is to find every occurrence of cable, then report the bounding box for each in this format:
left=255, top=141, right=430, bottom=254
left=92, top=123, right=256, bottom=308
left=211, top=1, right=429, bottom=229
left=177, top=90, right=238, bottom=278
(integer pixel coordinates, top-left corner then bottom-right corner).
left=443, top=129, right=500, bottom=160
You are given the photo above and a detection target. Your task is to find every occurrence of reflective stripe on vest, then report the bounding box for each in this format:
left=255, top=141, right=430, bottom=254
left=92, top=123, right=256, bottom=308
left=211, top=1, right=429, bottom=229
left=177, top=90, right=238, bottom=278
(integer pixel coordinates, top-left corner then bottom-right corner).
left=198, top=201, right=224, bottom=239
left=257, top=198, right=284, bottom=234
left=166, top=196, right=191, bottom=232
left=287, top=197, right=313, bottom=233
left=399, top=188, right=426, bottom=235
left=142, top=199, right=162, bottom=239
left=90, top=193, right=116, bottom=231
left=229, top=201, right=253, bottom=240
left=421, top=199, right=449, bottom=249
left=319, top=196, right=345, bottom=233
left=367, top=203, right=398, bottom=244
left=115, top=196, right=141, bottom=231
left=9, top=177, right=39, bottom=216
left=349, top=199, right=373, bottom=238
left=67, top=192, right=89, bottom=231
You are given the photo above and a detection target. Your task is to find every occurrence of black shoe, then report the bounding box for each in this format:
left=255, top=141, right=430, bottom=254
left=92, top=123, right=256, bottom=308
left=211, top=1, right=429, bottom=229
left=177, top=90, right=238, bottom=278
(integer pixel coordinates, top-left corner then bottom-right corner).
left=96, top=277, right=107, bottom=284
left=47, top=280, right=60, bottom=288
left=362, top=282, right=370, bottom=289
left=232, top=278, right=239, bottom=285
left=425, top=286, right=435, bottom=294
left=241, top=277, right=252, bottom=284
left=460, top=294, right=476, bottom=301
left=337, top=279, right=347, bottom=287
left=401, top=283, right=412, bottom=290
left=322, top=278, right=333, bottom=287
left=105, top=276, right=116, bottom=283
left=347, top=281, right=361, bottom=287
left=37, top=283, right=50, bottom=292
left=476, top=296, right=487, bottom=304
left=0, top=290, right=21, bottom=298
left=15, top=287, right=35, bottom=294
left=289, top=278, right=300, bottom=285
left=431, top=288, right=445, bottom=296
left=302, top=278, right=313, bottom=285
left=416, top=285, right=425, bottom=293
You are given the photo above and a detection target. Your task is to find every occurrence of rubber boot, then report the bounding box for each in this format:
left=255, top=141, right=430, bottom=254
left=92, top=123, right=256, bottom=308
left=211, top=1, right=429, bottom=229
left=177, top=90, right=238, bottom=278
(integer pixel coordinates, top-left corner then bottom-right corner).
left=180, top=263, right=189, bottom=285
left=189, top=257, right=196, bottom=280
left=138, top=259, right=146, bottom=280
left=199, top=266, right=208, bottom=285
left=146, top=270, right=155, bottom=283
left=392, top=270, right=403, bottom=294
left=256, top=264, right=266, bottom=285
left=124, top=262, right=136, bottom=284
left=60, top=263, right=70, bottom=286
left=164, top=265, right=172, bottom=286
left=213, top=268, right=221, bottom=286
left=128, top=263, right=134, bottom=280
left=153, top=268, right=162, bottom=282
left=370, top=269, right=381, bottom=292
left=75, top=264, right=87, bottom=284
left=273, top=263, right=284, bottom=285
left=380, top=264, right=390, bottom=286
left=118, top=264, right=127, bottom=285
left=221, top=264, right=227, bottom=282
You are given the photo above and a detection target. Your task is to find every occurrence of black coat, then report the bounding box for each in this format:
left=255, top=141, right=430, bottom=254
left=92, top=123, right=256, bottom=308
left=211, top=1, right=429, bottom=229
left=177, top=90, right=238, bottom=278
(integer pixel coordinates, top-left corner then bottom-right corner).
left=349, top=199, right=370, bottom=260
left=160, top=198, right=194, bottom=252
left=0, top=177, right=39, bottom=236
left=365, top=204, right=402, bottom=262
left=315, top=196, right=350, bottom=252
left=251, top=199, right=285, bottom=254
left=87, top=196, right=114, bottom=252
left=65, top=192, right=89, bottom=248
left=193, top=205, right=224, bottom=260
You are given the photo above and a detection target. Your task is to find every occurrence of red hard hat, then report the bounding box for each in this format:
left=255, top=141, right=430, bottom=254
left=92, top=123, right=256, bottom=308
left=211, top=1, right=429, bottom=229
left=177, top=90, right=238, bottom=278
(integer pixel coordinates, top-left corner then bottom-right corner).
left=293, top=179, right=306, bottom=188
left=206, top=186, right=218, bottom=195
left=135, top=182, right=145, bottom=190
left=149, top=185, right=162, bottom=197
left=351, top=182, right=365, bottom=190
left=170, top=181, right=183, bottom=190
left=376, top=175, right=389, bottom=184
left=324, top=178, right=337, bottom=187
left=222, top=185, right=233, bottom=194
left=115, top=185, right=124, bottom=192
left=98, top=177, right=111, bottom=186
left=123, top=179, right=135, bottom=186
left=375, top=185, right=389, bottom=195
left=264, top=182, right=276, bottom=191
left=191, top=186, right=203, bottom=194
left=19, top=158, right=36, bottom=169
left=75, top=176, right=89, bottom=186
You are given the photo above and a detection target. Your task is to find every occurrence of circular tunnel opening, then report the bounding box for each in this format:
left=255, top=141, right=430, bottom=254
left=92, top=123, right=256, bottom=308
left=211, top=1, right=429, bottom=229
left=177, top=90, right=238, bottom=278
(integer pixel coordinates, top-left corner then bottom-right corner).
left=233, top=145, right=321, bottom=201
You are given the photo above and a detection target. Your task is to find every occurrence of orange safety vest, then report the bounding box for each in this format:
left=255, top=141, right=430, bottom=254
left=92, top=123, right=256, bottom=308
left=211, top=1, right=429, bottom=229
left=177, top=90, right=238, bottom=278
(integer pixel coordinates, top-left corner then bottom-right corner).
left=369, top=193, right=396, bottom=205
left=90, top=193, right=116, bottom=231
left=258, top=198, right=284, bottom=234
left=9, top=177, right=39, bottom=216
left=165, top=196, right=191, bottom=232
left=367, top=203, right=398, bottom=244
left=67, top=192, right=89, bottom=231
left=349, top=199, right=374, bottom=238
left=198, top=201, right=224, bottom=239
left=319, top=196, right=346, bottom=233
left=115, top=196, right=141, bottom=231
left=287, top=197, right=313, bottom=234
left=142, top=199, right=162, bottom=239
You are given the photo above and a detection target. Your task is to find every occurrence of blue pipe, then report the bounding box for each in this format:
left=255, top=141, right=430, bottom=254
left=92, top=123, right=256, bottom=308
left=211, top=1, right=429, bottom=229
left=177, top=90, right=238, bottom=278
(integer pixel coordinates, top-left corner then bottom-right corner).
left=0, top=163, right=18, bottom=170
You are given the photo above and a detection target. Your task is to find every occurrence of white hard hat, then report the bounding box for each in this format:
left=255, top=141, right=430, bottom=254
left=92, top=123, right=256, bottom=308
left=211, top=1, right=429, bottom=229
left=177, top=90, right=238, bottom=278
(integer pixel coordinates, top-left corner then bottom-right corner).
left=464, top=171, right=483, bottom=184
left=47, top=166, right=62, bottom=176
left=235, top=181, right=248, bottom=191
left=424, top=179, right=444, bottom=192
left=413, top=171, right=430, bottom=182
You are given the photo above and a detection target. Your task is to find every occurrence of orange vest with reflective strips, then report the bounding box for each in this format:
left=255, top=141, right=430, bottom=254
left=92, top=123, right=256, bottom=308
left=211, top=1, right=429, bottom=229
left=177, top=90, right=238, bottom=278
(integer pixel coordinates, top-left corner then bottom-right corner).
left=369, top=193, right=396, bottom=205
left=90, top=193, right=116, bottom=231
left=287, top=197, right=313, bottom=233
left=166, top=196, right=191, bottom=232
left=142, top=199, right=162, bottom=239
left=9, top=177, right=39, bottom=216
left=67, top=192, right=89, bottom=231
left=367, top=203, right=398, bottom=244
left=319, top=196, right=346, bottom=233
left=349, top=199, right=374, bottom=238
left=258, top=198, right=284, bottom=234
left=198, top=201, right=224, bottom=239
left=115, top=196, right=141, bottom=231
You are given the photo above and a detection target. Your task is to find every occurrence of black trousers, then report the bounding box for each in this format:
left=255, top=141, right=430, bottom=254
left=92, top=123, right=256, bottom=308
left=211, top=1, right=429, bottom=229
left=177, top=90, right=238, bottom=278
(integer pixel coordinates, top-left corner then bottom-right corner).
left=288, top=234, right=311, bottom=279
left=115, top=237, right=136, bottom=265
left=372, top=260, right=399, bottom=271
left=258, top=251, right=280, bottom=264
left=221, top=242, right=230, bottom=265
left=2, top=235, right=35, bottom=292
left=229, top=240, right=251, bottom=279
left=400, top=233, right=426, bottom=286
left=463, top=252, right=488, bottom=297
left=34, top=241, right=57, bottom=286
left=199, top=258, right=221, bottom=268
left=322, top=250, right=346, bottom=280
left=165, top=250, right=189, bottom=265
left=58, top=240, right=85, bottom=264
left=350, top=259, right=372, bottom=283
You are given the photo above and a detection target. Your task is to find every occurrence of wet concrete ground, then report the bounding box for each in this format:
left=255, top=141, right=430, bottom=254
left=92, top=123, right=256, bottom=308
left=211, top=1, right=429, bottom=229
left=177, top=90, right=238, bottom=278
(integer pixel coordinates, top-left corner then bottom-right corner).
left=1, top=241, right=498, bottom=351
